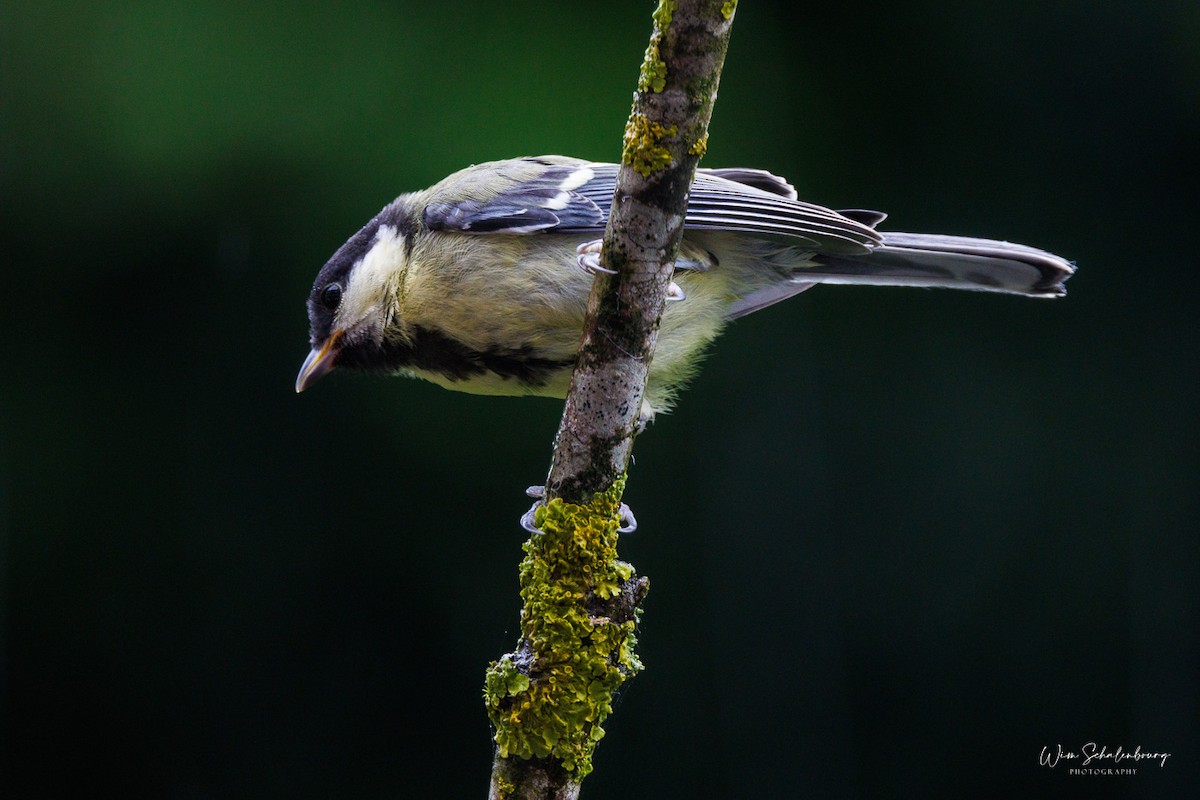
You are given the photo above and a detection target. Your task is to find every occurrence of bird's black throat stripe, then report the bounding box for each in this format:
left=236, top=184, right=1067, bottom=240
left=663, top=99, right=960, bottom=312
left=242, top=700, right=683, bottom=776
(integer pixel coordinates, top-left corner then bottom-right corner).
left=339, top=326, right=573, bottom=388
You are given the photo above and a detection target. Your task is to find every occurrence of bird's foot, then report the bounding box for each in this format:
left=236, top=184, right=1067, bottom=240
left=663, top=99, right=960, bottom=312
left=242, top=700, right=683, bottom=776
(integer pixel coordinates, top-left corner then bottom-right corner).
left=520, top=485, right=545, bottom=533
left=576, top=240, right=684, bottom=304
left=617, top=502, right=637, bottom=534
left=520, top=485, right=637, bottom=534
left=575, top=240, right=616, bottom=275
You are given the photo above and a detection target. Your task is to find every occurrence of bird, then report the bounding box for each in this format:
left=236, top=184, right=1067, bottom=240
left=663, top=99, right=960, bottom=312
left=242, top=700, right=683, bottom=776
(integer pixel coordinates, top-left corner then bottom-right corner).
left=296, top=155, right=1073, bottom=417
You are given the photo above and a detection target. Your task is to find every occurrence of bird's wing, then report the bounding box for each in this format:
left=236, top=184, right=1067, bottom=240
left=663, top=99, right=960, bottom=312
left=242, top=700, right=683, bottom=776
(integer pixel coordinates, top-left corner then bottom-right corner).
left=421, top=159, right=607, bottom=235
left=421, top=159, right=883, bottom=255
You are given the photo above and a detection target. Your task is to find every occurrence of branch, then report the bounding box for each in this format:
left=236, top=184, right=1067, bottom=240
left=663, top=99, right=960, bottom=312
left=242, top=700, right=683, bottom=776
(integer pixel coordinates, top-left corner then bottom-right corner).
left=547, top=0, right=736, bottom=503
left=485, top=2, right=736, bottom=798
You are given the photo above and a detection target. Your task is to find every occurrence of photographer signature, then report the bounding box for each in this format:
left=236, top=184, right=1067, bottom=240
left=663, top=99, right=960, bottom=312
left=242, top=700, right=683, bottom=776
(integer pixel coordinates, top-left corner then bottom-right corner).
left=1040, top=743, right=1170, bottom=769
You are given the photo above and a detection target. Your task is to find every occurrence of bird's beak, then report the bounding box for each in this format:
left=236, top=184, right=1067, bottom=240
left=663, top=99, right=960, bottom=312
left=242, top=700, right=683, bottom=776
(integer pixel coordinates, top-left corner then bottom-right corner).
left=295, top=330, right=344, bottom=393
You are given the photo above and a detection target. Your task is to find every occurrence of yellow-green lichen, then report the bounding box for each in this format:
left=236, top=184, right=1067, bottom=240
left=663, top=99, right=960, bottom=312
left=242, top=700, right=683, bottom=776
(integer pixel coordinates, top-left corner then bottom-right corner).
left=721, top=0, right=738, bottom=21
left=637, top=0, right=675, bottom=94
left=689, top=133, right=709, bottom=157
left=653, top=0, right=675, bottom=29
left=493, top=775, right=515, bottom=799
left=622, top=113, right=676, bottom=177
left=484, top=478, right=644, bottom=778
left=638, top=40, right=667, bottom=94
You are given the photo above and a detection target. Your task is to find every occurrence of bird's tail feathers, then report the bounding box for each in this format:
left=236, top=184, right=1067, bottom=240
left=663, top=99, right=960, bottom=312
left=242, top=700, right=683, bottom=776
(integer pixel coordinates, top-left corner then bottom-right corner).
left=725, top=280, right=819, bottom=320
left=802, top=232, right=1074, bottom=298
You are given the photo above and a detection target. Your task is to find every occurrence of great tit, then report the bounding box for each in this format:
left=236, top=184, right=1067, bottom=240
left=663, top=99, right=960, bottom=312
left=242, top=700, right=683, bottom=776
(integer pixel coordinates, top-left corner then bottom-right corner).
left=296, top=155, right=1072, bottom=415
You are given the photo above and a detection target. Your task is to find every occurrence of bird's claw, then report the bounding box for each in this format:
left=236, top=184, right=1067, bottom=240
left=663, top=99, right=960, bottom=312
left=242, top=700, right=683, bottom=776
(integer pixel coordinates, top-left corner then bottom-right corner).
left=518, top=485, right=637, bottom=534
left=519, top=503, right=541, bottom=534
left=521, top=485, right=545, bottom=533
left=576, top=243, right=683, bottom=304
left=617, top=502, right=638, bottom=534
left=576, top=240, right=616, bottom=275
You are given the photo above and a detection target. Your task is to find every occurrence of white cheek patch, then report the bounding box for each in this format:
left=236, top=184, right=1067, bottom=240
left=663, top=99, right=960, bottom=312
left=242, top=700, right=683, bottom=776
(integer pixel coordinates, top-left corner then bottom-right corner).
left=337, top=224, right=406, bottom=329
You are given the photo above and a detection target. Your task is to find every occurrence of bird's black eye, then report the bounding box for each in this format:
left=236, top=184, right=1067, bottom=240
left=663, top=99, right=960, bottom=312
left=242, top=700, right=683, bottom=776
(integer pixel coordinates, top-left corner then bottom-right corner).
left=320, top=283, right=343, bottom=310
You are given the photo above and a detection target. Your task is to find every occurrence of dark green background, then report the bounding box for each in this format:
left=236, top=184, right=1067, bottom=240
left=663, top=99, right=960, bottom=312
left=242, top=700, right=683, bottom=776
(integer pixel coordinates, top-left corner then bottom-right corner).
left=3, top=1, right=1197, bottom=797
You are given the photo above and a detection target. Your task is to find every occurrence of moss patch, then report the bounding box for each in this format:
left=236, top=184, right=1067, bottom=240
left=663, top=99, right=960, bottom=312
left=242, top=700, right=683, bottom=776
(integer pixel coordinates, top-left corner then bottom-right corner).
left=484, top=478, right=644, bottom=778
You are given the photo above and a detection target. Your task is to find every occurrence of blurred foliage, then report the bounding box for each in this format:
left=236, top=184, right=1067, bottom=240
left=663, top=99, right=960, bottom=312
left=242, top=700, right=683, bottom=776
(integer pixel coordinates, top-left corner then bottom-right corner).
left=2, top=1, right=1197, bottom=797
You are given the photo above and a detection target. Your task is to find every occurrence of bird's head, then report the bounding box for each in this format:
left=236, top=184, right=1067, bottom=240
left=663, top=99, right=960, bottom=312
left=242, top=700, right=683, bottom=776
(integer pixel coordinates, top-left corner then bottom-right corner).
left=295, top=207, right=413, bottom=392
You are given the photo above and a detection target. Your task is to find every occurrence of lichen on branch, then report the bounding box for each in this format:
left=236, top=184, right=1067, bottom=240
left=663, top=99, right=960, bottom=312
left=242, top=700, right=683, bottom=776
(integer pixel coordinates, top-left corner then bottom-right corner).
left=484, top=478, right=644, bottom=778
left=622, top=114, right=677, bottom=177
left=487, top=1, right=735, bottom=796
left=637, top=0, right=674, bottom=93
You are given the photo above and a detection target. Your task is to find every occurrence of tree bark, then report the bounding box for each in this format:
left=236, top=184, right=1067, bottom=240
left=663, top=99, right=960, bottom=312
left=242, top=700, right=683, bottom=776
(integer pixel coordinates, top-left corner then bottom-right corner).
left=486, top=3, right=737, bottom=797
left=546, top=0, right=737, bottom=504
